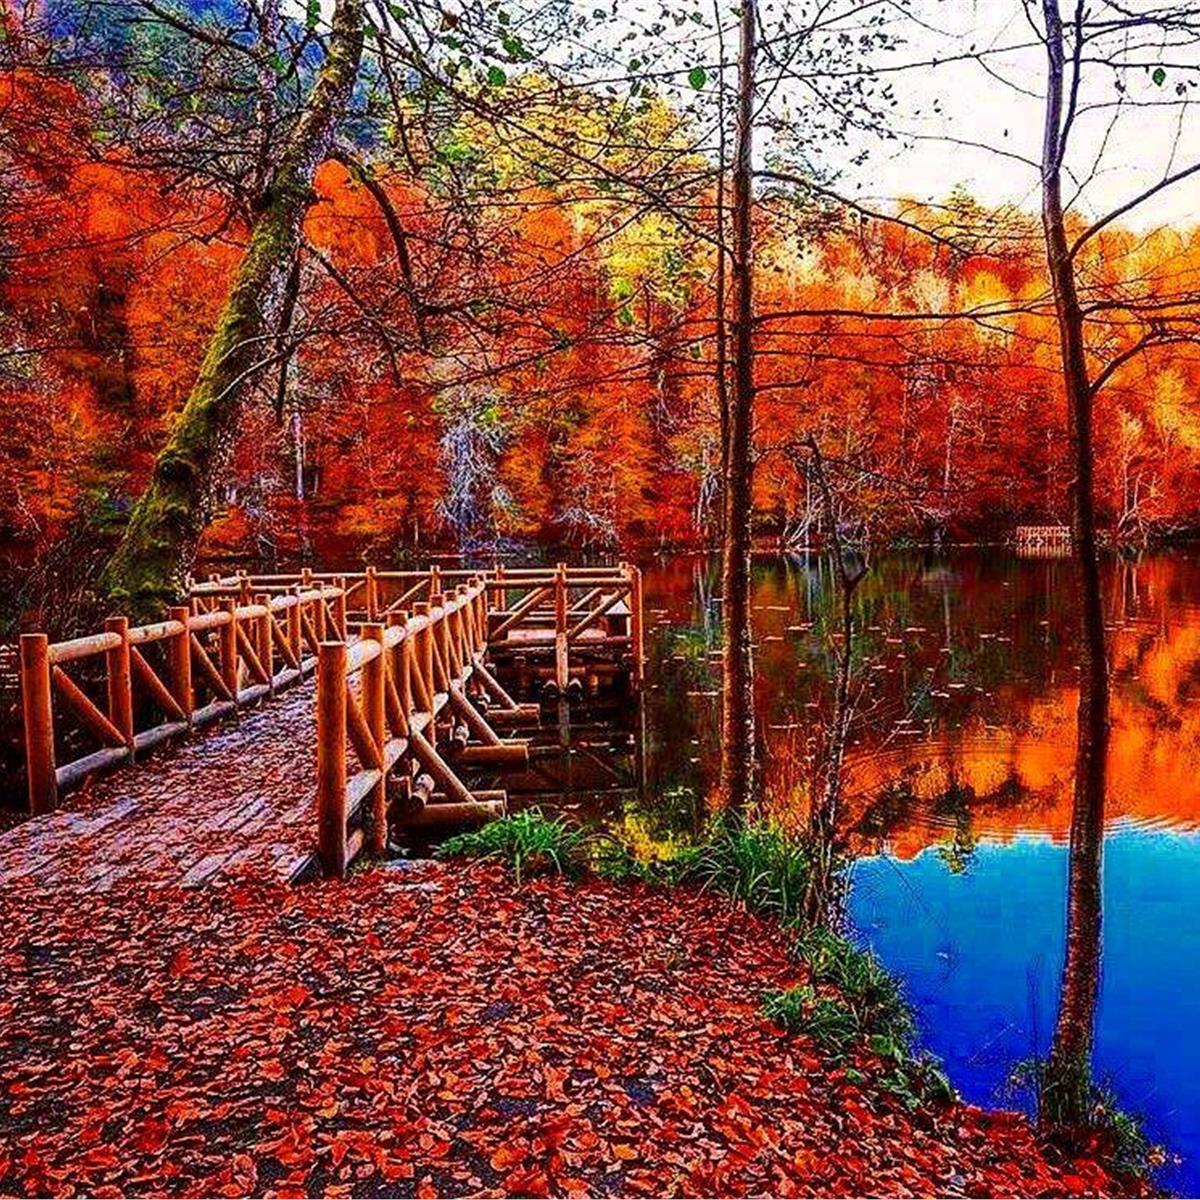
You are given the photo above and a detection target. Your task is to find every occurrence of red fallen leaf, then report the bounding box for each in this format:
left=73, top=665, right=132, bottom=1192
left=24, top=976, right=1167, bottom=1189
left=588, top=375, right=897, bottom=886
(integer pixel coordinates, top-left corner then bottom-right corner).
left=504, top=1166, right=550, bottom=1196
left=380, top=1157, right=415, bottom=1181
left=133, top=1117, right=170, bottom=1155
left=415, top=1175, right=438, bottom=1198
left=79, top=1146, right=121, bottom=1171
left=489, top=1140, right=526, bottom=1171
left=540, top=1116, right=572, bottom=1149
left=543, top=1063, right=569, bottom=1101
left=167, top=946, right=194, bottom=977
left=611, top=1142, right=639, bottom=1161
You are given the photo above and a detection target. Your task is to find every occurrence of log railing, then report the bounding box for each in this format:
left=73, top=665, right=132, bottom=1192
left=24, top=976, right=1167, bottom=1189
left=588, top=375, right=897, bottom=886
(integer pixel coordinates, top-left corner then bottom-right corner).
left=18, top=562, right=643, bottom=876
left=193, top=562, right=645, bottom=688
left=315, top=577, right=540, bottom=877
left=19, top=586, right=343, bottom=815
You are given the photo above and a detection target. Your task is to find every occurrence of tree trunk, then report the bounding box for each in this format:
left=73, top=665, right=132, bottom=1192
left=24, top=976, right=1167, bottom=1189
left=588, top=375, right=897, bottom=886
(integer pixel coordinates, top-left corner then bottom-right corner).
left=1039, top=0, right=1110, bottom=1130
left=802, top=435, right=863, bottom=927
left=718, top=0, right=757, bottom=813
left=101, top=0, right=366, bottom=617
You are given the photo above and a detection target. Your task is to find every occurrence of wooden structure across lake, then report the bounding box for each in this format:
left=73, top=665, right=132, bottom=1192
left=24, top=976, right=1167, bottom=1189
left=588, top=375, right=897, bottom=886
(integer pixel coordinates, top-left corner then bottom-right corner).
left=14, top=563, right=643, bottom=884
left=1013, top=525, right=1072, bottom=555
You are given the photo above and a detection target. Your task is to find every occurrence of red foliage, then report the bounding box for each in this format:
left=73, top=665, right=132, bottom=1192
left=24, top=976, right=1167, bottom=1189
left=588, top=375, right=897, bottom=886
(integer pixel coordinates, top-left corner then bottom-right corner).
left=0, top=864, right=1142, bottom=1197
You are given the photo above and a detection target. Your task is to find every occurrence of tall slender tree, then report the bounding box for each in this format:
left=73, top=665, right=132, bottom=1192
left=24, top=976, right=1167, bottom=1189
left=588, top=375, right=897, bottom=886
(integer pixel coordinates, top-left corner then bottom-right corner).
left=718, top=0, right=758, bottom=811
left=1035, top=0, right=1200, bottom=1127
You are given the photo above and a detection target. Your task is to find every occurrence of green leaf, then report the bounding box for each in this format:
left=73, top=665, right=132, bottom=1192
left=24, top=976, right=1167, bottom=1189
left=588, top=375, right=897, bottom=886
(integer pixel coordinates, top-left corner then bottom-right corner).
left=486, top=64, right=507, bottom=86
left=1152, top=66, right=1166, bottom=86
left=305, top=0, right=320, bottom=30
left=501, top=32, right=528, bottom=59
left=688, top=65, right=707, bottom=89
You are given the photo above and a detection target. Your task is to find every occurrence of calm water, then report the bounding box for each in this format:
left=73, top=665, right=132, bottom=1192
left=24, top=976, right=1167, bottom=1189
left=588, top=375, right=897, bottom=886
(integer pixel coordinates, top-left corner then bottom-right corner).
left=635, top=550, right=1200, bottom=1193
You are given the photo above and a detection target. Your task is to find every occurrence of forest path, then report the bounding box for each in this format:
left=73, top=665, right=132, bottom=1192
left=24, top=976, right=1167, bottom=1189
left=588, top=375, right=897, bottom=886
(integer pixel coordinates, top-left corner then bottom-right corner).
left=0, top=682, right=318, bottom=892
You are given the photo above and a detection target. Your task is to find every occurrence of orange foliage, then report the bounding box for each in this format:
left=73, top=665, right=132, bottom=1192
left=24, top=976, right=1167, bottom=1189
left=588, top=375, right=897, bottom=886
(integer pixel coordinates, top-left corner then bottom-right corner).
left=4, top=75, right=1200, bottom=561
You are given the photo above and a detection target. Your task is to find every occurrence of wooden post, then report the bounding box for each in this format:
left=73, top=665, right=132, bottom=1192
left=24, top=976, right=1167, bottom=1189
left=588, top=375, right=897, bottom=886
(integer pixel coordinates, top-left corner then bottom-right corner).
left=288, top=586, right=303, bottom=664
left=105, top=615, right=135, bottom=752
left=317, top=640, right=348, bottom=878
left=429, top=593, right=449, bottom=694
left=220, top=600, right=239, bottom=699
left=413, top=601, right=435, bottom=726
left=388, top=611, right=411, bottom=718
left=366, top=566, right=379, bottom=621
left=627, top=563, right=645, bottom=689
left=554, top=563, right=569, bottom=694
left=312, top=582, right=326, bottom=641
left=451, top=586, right=468, bottom=679
left=20, top=633, right=57, bottom=814
left=256, top=594, right=274, bottom=691
left=333, top=577, right=348, bottom=640
left=492, top=562, right=505, bottom=614
left=361, top=623, right=387, bottom=857
left=167, top=606, right=193, bottom=720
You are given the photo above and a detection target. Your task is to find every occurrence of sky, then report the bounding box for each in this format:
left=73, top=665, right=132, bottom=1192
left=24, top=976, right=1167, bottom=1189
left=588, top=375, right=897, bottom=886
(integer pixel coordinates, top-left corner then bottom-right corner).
left=832, top=0, right=1200, bottom=229
left=563, top=0, right=1200, bottom=229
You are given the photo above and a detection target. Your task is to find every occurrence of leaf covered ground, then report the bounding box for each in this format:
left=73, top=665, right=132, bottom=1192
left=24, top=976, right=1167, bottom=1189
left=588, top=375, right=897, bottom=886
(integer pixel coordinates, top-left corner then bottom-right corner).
left=0, top=862, right=1142, bottom=1197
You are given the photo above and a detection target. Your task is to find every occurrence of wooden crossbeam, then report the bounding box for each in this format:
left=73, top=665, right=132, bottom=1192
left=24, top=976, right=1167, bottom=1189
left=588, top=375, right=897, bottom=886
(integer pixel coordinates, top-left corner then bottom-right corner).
left=489, top=585, right=551, bottom=640
left=130, top=647, right=186, bottom=722
left=568, top=586, right=630, bottom=642
left=52, top=666, right=126, bottom=748
left=190, top=634, right=234, bottom=703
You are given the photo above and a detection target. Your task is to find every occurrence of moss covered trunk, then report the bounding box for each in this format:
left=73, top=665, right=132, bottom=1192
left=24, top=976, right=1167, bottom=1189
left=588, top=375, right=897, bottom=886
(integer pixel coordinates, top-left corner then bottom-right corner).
left=101, top=0, right=366, bottom=617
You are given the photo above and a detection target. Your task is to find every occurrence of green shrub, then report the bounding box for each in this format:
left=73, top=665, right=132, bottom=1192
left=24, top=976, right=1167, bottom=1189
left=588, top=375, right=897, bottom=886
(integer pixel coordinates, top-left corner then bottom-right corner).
left=679, top=818, right=811, bottom=926
left=436, top=808, right=586, bottom=883
left=1009, top=1057, right=1162, bottom=1179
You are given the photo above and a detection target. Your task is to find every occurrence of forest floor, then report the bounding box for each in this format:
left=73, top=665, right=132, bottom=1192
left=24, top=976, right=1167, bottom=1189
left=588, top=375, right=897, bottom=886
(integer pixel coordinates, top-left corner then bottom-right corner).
left=0, top=860, right=1146, bottom=1198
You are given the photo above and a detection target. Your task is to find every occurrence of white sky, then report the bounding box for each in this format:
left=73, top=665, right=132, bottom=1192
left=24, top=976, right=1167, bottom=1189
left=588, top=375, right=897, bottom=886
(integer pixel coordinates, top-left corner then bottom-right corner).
left=834, top=0, right=1200, bottom=229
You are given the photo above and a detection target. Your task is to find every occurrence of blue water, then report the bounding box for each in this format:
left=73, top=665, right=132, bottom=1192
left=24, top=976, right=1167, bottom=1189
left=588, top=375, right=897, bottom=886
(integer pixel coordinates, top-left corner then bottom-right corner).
left=849, top=827, right=1200, bottom=1193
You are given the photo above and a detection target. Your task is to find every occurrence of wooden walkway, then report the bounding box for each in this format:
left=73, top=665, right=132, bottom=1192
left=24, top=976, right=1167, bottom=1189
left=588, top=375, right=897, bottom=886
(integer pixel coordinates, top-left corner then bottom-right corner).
left=5, top=563, right=644, bottom=891
left=0, top=680, right=320, bottom=891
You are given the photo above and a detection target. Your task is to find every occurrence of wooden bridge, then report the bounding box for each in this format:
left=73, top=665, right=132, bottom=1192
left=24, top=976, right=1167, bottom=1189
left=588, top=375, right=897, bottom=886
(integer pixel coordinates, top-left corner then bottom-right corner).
left=10, top=563, right=643, bottom=888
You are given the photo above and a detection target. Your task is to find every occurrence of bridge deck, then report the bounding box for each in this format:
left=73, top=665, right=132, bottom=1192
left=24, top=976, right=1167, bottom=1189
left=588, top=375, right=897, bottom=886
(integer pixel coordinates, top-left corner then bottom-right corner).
left=0, top=682, right=318, bottom=892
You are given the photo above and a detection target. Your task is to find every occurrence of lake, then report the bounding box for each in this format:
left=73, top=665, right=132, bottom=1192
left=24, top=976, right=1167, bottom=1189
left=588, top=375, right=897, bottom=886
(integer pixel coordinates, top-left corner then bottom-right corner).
left=633, top=549, right=1200, bottom=1193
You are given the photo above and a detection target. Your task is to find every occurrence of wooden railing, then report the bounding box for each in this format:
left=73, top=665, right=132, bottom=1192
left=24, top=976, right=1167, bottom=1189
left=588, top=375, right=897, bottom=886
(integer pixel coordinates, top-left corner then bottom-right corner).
left=315, top=577, right=543, bottom=877
left=193, top=562, right=645, bottom=689
left=17, top=562, right=643, bottom=877
left=19, top=586, right=344, bottom=815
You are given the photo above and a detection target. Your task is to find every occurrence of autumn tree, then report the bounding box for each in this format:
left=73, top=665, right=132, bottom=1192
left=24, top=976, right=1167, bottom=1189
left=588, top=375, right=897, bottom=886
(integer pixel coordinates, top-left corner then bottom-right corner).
left=98, top=0, right=367, bottom=613
left=1032, top=0, right=1200, bottom=1130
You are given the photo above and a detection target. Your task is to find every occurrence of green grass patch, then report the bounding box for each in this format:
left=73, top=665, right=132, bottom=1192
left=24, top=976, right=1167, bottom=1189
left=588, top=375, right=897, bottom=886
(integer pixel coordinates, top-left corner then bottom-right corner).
left=763, top=928, right=953, bottom=1109
left=678, top=818, right=812, bottom=926
left=437, top=808, right=586, bottom=883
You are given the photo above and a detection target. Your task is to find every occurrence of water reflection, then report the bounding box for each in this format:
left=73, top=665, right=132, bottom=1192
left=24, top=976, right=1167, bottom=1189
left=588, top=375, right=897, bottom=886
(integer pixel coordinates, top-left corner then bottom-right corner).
left=636, top=550, right=1200, bottom=1191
